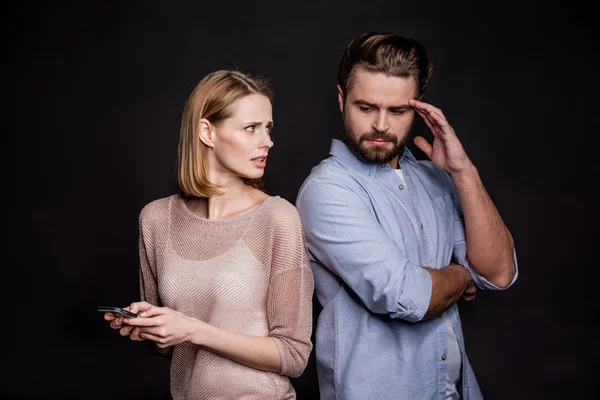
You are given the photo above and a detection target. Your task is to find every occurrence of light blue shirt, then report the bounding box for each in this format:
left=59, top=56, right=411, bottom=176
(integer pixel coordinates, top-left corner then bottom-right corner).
left=296, top=139, right=518, bottom=400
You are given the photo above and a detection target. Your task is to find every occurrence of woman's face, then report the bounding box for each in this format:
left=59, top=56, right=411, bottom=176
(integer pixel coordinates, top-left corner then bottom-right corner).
left=211, top=94, right=274, bottom=180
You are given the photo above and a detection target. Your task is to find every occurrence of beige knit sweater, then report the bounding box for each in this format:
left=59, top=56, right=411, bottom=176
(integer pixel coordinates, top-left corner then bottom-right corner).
left=138, top=193, right=314, bottom=399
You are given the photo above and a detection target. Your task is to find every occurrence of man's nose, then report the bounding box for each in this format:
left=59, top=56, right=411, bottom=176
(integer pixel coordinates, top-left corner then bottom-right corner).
left=372, top=112, right=389, bottom=132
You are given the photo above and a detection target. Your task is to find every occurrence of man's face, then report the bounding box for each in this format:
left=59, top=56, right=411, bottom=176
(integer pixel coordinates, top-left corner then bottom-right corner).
left=339, top=67, right=417, bottom=167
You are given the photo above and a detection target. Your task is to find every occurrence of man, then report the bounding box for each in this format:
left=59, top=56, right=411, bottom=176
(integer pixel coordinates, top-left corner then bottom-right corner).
left=296, top=31, right=518, bottom=400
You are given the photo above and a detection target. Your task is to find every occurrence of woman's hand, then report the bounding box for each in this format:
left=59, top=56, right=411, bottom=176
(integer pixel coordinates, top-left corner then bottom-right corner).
left=104, top=304, right=148, bottom=340
left=122, top=301, right=198, bottom=348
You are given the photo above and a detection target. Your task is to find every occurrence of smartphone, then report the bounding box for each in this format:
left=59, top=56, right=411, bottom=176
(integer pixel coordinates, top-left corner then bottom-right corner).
left=98, top=306, right=139, bottom=318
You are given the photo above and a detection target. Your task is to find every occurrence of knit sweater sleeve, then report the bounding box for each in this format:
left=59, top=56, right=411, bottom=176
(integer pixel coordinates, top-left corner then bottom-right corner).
left=266, top=201, right=314, bottom=378
left=138, top=201, right=163, bottom=306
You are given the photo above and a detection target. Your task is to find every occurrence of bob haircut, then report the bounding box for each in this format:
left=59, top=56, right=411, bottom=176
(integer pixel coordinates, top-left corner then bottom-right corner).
left=178, top=70, right=274, bottom=197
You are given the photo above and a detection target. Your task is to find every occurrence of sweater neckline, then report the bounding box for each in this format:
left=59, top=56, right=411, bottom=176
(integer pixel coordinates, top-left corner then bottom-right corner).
left=175, top=193, right=277, bottom=223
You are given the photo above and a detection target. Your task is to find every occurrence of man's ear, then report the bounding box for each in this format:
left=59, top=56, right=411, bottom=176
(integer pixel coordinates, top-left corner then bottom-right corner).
left=199, top=119, right=215, bottom=147
left=337, top=84, right=345, bottom=113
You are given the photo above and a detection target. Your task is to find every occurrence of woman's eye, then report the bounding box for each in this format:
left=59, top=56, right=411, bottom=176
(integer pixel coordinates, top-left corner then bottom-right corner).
left=245, top=125, right=256, bottom=132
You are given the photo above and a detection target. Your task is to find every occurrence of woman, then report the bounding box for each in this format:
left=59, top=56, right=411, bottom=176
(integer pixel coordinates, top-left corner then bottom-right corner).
left=104, top=70, right=314, bottom=399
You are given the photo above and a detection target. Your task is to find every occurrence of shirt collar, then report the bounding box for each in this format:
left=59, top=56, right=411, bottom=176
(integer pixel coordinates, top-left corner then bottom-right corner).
left=329, top=139, right=417, bottom=177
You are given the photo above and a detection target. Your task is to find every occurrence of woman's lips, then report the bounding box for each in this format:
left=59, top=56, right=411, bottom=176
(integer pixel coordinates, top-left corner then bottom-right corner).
left=251, top=156, right=267, bottom=168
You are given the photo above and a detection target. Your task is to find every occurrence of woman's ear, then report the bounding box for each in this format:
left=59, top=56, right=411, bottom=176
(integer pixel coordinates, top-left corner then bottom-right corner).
left=199, top=119, right=215, bottom=147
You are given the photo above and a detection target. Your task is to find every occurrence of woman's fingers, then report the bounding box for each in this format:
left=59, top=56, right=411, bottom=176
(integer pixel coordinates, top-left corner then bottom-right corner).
left=109, top=317, right=124, bottom=329
left=104, top=312, right=115, bottom=321
left=119, top=325, right=135, bottom=337
left=138, top=331, right=170, bottom=347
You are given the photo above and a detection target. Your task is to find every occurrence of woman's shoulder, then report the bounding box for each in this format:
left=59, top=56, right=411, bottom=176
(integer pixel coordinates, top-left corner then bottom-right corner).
left=258, top=195, right=302, bottom=228
left=139, top=193, right=178, bottom=224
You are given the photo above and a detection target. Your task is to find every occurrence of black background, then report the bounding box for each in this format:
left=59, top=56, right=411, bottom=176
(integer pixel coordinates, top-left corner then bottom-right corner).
left=2, top=1, right=598, bottom=399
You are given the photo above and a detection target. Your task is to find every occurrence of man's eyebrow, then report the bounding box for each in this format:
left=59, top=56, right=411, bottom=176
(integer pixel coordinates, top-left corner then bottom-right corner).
left=389, top=105, right=412, bottom=111
left=353, top=99, right=378, bottom=108
left=354, top=100, right=412, bottom=110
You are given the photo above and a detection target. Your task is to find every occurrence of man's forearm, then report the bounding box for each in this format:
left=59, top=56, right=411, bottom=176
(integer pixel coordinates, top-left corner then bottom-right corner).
left=423, top=264, right=472, bottom=319
left=451, top=165, right=516, bottom=288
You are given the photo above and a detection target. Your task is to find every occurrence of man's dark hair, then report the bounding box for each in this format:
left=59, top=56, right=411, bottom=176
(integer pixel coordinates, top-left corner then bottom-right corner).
left=338, top=31, right=433, bottom=99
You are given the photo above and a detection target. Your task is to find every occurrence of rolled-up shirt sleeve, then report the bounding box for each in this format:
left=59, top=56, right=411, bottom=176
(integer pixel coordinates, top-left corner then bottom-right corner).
left=448, top=178, right=519, bottom=291
left=297, top=178, right=432, bottom=323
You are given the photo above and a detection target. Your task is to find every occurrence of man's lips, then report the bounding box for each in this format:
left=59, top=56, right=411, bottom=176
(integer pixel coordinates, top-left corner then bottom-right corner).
left=364, top=139, right=392, bottom=146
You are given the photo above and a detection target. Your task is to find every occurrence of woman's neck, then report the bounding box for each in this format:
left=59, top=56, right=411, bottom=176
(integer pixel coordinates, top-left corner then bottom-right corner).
left=185, top=177, right=267, bottom=220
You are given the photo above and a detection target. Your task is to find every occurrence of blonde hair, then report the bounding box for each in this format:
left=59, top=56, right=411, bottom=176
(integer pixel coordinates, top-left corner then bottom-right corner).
left=177, top=70, right=274, bottom=198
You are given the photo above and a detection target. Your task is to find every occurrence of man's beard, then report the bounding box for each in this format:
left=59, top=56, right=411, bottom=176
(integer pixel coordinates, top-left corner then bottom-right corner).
left=342, top=112, right=409, bottom=165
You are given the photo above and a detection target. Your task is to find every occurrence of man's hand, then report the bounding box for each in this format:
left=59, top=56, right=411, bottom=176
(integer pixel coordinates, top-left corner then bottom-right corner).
left=462, top=280, right=477, bottom=302
left=423, top=263, right=476, bottom=319
left=408, top=99, right=474, bottom=176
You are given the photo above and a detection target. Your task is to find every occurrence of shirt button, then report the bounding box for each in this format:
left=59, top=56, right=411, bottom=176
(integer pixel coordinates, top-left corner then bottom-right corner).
left=419, top=223, right=423, bottom=230
left=398, top=184, right=404, bottom=190
left=441, top=354, right=447, bottom=361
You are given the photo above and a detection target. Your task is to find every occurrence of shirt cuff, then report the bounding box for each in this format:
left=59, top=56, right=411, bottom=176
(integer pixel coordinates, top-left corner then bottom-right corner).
left=390, top=261, right=432, bottom=323
left=461, top=248, right=519, bottom=291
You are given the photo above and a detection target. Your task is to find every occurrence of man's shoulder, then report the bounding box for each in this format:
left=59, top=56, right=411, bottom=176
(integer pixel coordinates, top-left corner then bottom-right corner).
left=296, top=157, right=372, bottom=212
left=300, top=156, right=360, bottom=191
left=411, top=160, right=454, bottom=195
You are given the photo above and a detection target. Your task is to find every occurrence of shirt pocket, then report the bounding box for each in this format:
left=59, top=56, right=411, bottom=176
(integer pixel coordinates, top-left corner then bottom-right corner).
left=431, top=194, right=456, bottom=267
left=432, top=194, right=456, bottom=246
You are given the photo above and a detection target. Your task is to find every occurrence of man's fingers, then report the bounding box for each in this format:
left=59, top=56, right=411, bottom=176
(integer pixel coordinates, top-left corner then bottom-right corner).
left=415, top=108, right=445, bottom=139
left=409, top=99, right=447, bottom=120
left=414, top=108, right=436, bottom=132
left=465, top=284, right=478, bottom=294
left=410, top=99, right=451, bottom=138
left=413, top=136, right=432, bottom=159
left=428, top=111, right=453, bottom=136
